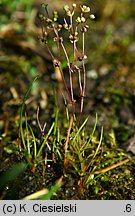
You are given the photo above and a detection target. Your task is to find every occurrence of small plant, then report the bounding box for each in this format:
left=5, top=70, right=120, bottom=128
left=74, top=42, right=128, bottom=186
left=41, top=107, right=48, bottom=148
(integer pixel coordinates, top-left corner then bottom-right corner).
left=15, top=3, right=130, bottom=198
left=19, top=77, right=59, bottom=170
left=38, top=3, right=95, bottom=121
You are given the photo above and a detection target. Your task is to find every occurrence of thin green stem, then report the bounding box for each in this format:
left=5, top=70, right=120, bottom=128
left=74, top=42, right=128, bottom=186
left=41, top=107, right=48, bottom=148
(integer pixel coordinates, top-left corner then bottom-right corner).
left=37, top=122, right=54, bottom=158
left=28, top=124, right=37, bottom=160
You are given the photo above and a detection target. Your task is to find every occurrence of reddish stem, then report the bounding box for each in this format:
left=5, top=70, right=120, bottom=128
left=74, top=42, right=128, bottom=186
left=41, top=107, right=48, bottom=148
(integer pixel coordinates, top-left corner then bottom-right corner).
left=60, top=41, right=75, bottom=116
left=79, top=32, right=86, bottom=120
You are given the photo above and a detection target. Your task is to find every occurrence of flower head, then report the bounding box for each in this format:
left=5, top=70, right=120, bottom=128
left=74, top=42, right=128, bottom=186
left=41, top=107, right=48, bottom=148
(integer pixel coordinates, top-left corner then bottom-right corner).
left=41, top=3, right=48, bottom=9
left=63, top=18, right=71, bottom=30
left=64, top=5, right=70, bottom=12
left=69, top=32, right=79, bottom=43
left=63, top=5, right=72, bottom=16
left=81, top=25, right=89, bottom=33
left=63, top=4, right=75, bottom=16
left=80, top=5, right=90, bottom=13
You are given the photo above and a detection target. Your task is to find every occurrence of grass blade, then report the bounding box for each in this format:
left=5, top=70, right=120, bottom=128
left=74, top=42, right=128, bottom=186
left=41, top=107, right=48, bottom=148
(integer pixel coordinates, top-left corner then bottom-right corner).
left=37, top=122, right=55, bottom=158
left=28, top=124, right=37, bottom=159
left=22, top=188, right=48, bottom=200
left=72, top=116, right=89, bottom=143
left=19, top=76, right=39, bottom=150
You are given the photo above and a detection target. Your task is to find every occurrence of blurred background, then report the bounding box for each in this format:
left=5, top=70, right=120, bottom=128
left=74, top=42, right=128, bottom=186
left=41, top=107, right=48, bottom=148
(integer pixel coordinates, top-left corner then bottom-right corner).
left=0, top=0, right=135, bottom=143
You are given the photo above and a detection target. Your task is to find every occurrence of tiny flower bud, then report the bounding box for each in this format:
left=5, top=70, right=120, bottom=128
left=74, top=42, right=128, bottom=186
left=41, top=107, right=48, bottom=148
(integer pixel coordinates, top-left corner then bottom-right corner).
left=84, top=55, right=87, bottom=59
left=63, top=5, right=70, bottom=12
left=81, top=17, right=86, bottom=23
left=53, top=59, right=61, bottom=67
left=63, top=23, right=71, bottom=30
left=72, top=3, right=76, bottom=8
left=59, top=37, right=63, bottom=43
left=69, top=32, right=79, bottom=43
left=38, top=14, right=43, bottom=19
left=41, top=3, right=48, bottom=9
left=67, top=10, right=72, bottom=16
left=63, top=23, right=68, bottom=29
left=57, top=24, right=62, bottom=31
left=38, top=14, right=45, bottom=21
left=53, top=37, right=58, bottom=42
left=76, top=17, right=81, bottom=23
left=90, top=14, right=95, bottom=19
left=53, top=11, right=58, bottom=22
left=46, top=18, right=52, bottom=24
left=81, top=25, right=89, bottom=32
